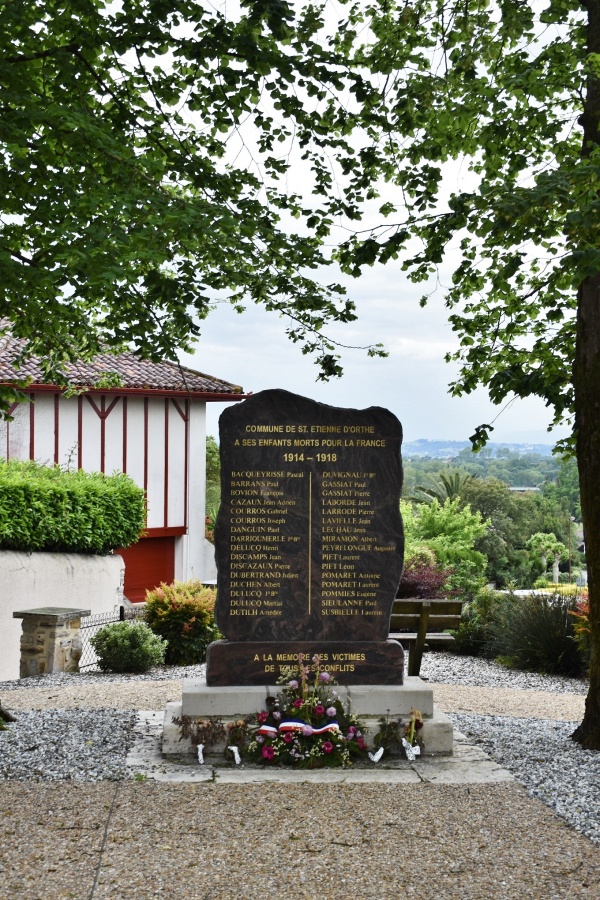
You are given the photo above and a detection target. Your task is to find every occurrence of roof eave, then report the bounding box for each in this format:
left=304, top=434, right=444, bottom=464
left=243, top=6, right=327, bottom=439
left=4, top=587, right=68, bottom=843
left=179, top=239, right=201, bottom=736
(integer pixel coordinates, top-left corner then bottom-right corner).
left=0, top=382, right=250, bottom=402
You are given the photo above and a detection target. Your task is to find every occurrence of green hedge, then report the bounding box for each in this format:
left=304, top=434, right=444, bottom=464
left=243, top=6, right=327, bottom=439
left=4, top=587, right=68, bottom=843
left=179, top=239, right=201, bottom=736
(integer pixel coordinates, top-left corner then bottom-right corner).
left=0, top=459, right=145, bottom=554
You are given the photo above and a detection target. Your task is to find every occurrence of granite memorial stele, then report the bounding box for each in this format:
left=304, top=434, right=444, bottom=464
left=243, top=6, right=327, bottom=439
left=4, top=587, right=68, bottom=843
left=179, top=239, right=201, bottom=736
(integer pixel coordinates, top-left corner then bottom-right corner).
left=205, top=389, right=406, bottom=686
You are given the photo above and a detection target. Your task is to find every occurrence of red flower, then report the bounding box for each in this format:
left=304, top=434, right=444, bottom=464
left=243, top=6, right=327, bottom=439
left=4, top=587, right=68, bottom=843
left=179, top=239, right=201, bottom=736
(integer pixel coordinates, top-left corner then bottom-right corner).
left=314, top=705, right=325, bottom=716
left=262, top=745, right=275, bottom=760
left=293, top=698, right=303, bottom=708
left=283, top=732, right=294, bottom=744
left=257, top=711, right=269, bottom=723
left=357, top=736, right=367, bottom=750
left=322, top=741, right=334, bottom=753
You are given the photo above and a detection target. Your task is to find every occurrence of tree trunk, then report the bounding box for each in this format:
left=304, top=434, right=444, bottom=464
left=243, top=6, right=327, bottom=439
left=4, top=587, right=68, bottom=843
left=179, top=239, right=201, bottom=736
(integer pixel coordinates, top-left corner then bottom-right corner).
left=552, top=554, right=560, bottom=585
left=573, top=274, right=600, bottom=749
left=572, top=0, right=600, bottom=750
left=0, top=703, right=16, bottom=723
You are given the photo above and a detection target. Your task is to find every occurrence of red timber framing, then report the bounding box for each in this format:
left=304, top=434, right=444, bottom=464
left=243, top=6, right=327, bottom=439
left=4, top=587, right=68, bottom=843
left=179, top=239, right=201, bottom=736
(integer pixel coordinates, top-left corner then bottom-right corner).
left=2, top=391, right=199, bottom=602
left=9, top=392, right=191, bottom=534
left=0, top=362, right=248, bottom=601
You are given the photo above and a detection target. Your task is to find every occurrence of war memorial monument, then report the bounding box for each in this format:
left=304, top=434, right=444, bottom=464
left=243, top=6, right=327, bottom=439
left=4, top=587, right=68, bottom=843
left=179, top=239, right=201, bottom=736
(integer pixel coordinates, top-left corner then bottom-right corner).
left=163, top=390, right=453, bottom=759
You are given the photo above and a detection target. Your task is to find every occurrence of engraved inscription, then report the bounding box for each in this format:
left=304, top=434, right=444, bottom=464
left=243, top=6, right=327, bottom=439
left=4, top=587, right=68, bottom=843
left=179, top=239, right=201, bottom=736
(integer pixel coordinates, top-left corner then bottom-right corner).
left=213, top=390, right=404, bottom=644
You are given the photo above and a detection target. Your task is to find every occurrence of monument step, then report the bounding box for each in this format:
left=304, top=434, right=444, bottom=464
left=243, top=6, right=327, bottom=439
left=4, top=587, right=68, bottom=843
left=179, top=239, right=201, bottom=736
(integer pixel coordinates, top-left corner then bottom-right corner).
left=181, top=675, right=434, bottom=718
left=163, top=700, right=454, bottom=758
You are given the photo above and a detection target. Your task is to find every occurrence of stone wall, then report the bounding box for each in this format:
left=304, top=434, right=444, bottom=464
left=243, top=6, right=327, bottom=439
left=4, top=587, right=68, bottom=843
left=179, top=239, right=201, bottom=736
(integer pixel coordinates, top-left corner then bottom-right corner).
left=0, top=552, right=124, bottom=681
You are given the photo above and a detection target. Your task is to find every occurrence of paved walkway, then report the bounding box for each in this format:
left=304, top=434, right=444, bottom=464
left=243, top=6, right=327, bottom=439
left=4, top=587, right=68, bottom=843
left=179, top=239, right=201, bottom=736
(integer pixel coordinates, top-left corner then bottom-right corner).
left=0, top=680, right=598, bottom=900
left=1, top=780, right=598, bottom=899
left=3, top=679, right=587, bottom=721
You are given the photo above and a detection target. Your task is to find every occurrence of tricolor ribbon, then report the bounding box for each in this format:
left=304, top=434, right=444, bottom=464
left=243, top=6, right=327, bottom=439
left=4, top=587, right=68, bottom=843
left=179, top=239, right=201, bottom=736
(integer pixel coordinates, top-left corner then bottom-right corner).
left=257, top=716, right=341, bottom=738
left=278, top=717, right=340, bottom=735
left=256, top=723, right=278, bottom=738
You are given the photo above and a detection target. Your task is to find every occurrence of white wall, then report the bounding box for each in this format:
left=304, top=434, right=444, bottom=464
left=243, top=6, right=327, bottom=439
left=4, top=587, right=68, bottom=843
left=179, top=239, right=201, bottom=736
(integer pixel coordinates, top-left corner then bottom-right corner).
left=174, top=399, right=216, bottom=582
left=0, top=551, right=125, bottom=682
left=0, top=391, right=219, bottom=586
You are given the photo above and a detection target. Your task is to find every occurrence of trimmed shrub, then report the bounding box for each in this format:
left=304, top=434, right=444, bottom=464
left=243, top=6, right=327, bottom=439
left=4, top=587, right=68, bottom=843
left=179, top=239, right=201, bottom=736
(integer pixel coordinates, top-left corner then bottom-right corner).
left=145, top=581, right=219, bottom=666
left=0, top=459, right=145, bottom=554
left=90, top=621, right=167, bottom=673
left=486, top=592, right=585, bottom=677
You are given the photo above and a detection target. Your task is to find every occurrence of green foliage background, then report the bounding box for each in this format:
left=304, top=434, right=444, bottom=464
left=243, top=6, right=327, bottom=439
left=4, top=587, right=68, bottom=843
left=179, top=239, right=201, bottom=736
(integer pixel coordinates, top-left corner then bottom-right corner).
left=401, top=497, right=488, bottom=596
left=403, top=453, right=583, bottom=589
left=0, top=459, right=145, bottom=554
left=205, top=435, right=221, bottom=520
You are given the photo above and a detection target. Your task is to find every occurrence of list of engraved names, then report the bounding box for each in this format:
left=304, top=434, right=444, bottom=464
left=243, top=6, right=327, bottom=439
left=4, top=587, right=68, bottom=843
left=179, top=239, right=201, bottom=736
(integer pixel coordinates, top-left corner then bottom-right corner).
left=224, top=418, right=397, bottom=622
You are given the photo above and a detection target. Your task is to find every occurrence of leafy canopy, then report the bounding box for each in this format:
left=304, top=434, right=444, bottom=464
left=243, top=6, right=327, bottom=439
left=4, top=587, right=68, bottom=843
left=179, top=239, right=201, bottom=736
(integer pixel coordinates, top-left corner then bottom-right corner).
left=333, top=0, right=586, bottom=445
left=2, top=0, right=589, bottom=436
left=1, top=0, right=388, bottom=398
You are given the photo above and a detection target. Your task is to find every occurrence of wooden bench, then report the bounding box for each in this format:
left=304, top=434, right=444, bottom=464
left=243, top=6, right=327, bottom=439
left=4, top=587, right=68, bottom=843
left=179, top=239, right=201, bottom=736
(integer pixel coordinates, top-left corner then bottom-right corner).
left=389, top=598, right=464, bottom=676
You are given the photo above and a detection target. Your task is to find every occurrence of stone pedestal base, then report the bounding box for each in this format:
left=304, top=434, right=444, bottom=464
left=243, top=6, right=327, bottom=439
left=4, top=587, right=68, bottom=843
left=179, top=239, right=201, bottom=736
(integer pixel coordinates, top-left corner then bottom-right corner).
left=205, top=639, right=404, bottom=686
left=162, top=676, right=454, bottom=757
left=12, top=607, right=91, bottom=678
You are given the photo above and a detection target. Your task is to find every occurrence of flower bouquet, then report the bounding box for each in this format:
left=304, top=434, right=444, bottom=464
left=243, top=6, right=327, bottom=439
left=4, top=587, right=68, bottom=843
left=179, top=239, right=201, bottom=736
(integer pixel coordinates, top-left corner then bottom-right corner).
left=248, top=654, right=369, bottom=768
left=373, top=708, right=424, bottom=760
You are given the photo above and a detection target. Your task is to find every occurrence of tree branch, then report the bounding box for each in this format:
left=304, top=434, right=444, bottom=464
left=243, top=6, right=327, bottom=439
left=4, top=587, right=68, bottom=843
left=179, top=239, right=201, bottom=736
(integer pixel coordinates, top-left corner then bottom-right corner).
left=5, top=43, right=80, bottom=63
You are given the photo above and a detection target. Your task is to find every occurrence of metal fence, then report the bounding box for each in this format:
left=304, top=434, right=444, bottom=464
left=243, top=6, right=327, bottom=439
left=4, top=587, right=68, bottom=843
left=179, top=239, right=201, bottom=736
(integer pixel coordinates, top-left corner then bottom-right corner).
left=79, top=604, right=147, bottom=671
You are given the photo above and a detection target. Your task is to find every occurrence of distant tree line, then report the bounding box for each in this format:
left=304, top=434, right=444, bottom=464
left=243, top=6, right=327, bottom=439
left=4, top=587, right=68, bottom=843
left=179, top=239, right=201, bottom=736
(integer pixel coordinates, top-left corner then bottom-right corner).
left=402, top=452, right=582, bottom=590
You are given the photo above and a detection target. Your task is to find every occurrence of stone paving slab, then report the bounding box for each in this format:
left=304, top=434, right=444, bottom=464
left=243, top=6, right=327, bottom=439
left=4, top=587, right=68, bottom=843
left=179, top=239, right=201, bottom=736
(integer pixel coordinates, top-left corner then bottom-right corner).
left=126, top=711, right=515, bottom=785
left=2, top=782, right=597, bottom=899
left=0, top=782, right=116, bottom=899
left=213, top=767, right=423, bottom=784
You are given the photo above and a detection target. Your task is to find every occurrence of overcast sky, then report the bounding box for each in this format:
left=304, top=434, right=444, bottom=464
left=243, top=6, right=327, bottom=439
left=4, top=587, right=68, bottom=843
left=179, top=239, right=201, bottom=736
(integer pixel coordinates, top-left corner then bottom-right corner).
left=176, top=3, right=571, bottom=450
left=180, top=259, right=571, bottom=448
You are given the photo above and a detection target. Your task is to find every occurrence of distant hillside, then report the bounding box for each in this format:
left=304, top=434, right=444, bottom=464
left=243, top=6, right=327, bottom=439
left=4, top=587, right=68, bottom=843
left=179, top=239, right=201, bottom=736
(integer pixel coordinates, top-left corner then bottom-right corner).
left=403, top=439, right=555, bottom=459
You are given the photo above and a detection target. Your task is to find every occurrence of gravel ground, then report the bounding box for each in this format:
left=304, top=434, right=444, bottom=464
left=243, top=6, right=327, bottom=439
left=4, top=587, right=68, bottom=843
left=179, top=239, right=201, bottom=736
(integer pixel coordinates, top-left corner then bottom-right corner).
left=0, top=661, right=207, bottom=691
left=451, top=713, right=600, bottom=846
left=0, top=652, right=598, bottom=852
left=420, top=652, right=589, bottom=694
left=0, top=709, right=136, bottom=782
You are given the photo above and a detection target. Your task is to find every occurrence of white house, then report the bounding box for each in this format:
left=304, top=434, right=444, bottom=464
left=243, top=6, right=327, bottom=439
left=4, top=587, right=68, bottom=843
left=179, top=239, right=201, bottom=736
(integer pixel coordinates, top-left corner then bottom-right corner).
left=0, top=335, right=246, bottom=600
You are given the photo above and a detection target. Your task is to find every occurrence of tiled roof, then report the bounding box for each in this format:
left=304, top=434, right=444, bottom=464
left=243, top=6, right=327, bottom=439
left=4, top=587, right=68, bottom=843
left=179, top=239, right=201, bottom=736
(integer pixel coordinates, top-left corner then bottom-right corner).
left=0, top=333, right=244, bottom=396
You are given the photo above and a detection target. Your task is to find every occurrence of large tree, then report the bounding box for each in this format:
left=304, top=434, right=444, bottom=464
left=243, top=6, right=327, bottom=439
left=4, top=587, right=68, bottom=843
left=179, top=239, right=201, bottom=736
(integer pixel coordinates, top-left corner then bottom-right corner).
left=0, top=0, right=386, bottom=398
left=333, top=0, right=599, bottom=747
left=2, top=1, right=599, bottom=747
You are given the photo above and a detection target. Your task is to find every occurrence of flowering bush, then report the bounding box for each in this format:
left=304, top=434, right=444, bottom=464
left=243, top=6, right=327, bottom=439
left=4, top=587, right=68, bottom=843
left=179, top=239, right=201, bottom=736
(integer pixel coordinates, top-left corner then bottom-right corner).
left=569, top=596, right=591, bottom=670
left=248, top=655, right=369, bottom=768
left=145, top=581, right=220, bottom=665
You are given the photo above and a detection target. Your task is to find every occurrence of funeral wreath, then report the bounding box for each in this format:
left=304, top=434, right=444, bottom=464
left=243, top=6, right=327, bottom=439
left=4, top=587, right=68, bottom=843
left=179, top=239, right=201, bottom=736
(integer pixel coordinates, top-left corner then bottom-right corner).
left=248, top=655, right=369, bottom=769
